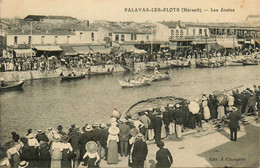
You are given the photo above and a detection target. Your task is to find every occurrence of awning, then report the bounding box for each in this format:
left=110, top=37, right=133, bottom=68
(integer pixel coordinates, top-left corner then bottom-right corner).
left=121, top=45, right=146, bottom=53
left=169, top=43, right=177, bottom=50
left=191, top=39, right=216, bottom=45
left=34, top=45, right=62, bottom=51
left=89, top=45, right=110, bottom=54
left=14, top=49, right=36, bottom=57
left=255, top=39, right=260, bottom=45
left=72, top=46, right=92, bottom=54
left=60, top=46, right=77, bottom=56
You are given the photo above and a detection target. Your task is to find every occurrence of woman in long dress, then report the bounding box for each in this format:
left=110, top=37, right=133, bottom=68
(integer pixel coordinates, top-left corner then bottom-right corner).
left=50, top=134, right=62, bottom=168
left=202, top=97, right=211, bottom=121
left=106, top=124, right=119, bottom=164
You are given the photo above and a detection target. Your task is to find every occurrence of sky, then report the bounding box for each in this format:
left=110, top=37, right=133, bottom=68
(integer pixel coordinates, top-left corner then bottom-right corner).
left=0, top=0, right=260, bottom=23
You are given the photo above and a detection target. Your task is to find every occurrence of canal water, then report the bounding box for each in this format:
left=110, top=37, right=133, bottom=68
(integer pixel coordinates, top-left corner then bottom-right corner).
left=0, top=65, right=259, bottom=144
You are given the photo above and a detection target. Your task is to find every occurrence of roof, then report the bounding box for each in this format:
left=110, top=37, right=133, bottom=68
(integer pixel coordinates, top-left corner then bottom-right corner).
left=6, top=29, right=75, bottom=35
left=159, top=21, right=186, bottom=29
left=247, top=15, right=260, bottom=18
left=24, top=15, right=46, bottom=21
left=112, top=28, right=151, bottom=34
left=59, top=45, right=77, bottom=55
left=44, top=15, right=76, bottom=20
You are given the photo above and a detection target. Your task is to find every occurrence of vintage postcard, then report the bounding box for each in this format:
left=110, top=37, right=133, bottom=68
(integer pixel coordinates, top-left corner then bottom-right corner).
left=0, top=0, right=259, bottom=167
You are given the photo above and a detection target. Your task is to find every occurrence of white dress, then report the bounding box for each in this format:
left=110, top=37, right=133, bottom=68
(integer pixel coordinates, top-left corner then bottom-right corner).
left=202, top=100, right=211, bottom=120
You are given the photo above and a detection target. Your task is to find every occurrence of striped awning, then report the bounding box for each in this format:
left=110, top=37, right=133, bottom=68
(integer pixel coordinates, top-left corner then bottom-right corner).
left=14, top=49, right=36, bottom=57
left=60, top=46, right=77, bottom=56
left=72, top=46, right=92, bottom=54
left=34, top=45, right=62, bottom=51
left=89, top=45, right=110, bottom=54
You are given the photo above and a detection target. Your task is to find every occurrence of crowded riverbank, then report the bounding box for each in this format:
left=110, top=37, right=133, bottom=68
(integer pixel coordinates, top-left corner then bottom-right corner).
left=0, top=84, right=259, bottom=167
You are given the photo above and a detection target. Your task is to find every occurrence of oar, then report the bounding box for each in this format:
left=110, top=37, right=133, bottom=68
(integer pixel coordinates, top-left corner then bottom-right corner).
left=221, top=85, right=244, bottom=93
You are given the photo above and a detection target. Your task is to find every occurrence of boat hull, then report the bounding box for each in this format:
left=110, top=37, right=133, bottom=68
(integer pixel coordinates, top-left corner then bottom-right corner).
left=61, top=74, right=86, bottom=80
left=88, top=71, right=113, bottom=75
left=119, top=80, right=150, bottom=88
left=0, top=80, right=25, bottom=92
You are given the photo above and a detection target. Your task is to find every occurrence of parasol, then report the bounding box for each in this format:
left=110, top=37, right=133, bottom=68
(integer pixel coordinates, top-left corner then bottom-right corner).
left=0, top=77, right=5, bottom=81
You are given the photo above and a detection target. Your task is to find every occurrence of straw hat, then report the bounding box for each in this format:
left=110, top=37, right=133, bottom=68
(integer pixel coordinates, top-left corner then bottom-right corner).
left=176, top=103, right=180, bottom=108
left=148, top=108, right=153, bottom=112
left=110, top=117, right=117, bottom=123
left=108, top=126, right=120, bottom=135
left=160, top=107, right=166, bottom=112
left=194, top=98, right=200, bottom=102
left=136, top=133, right=144, bottom=140
left=168, top=104, right=174, bottom=108
left=93, top=123, right=99, bottom=127
left=37, top=130, right=44, bottom=134
left=202, top=96, right=207, bottom=101
left=51, top=134, right=61, bottom=142
left=18, top=161, right=29, bottom=168
left=26, top=133, right=36, bottom=139
left=85, top=141, right=98, bottom=154
left=231, top=107, right=237, bottom=112
left=120, top=118, right=127, bottom=123
left=99, top=123, right=107, bottom=129
left=85, top=125, right=93, bottom=132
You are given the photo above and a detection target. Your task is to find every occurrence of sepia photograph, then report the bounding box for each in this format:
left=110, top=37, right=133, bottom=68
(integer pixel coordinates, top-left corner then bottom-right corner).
left=0, top=0, right=260, bottom=167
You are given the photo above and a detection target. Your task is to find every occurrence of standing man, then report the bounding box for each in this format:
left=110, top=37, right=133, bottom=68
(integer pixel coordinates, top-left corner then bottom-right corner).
left=228, top=107, right=241, bottom=141
left=175, top=104, right=184, bottom=140
left=118, top=118, right=130, bottom=157
left=138, top=112, right=151, bottom=140
left=154, top=111, right=163, bottom=144
left=132, top=133, right=148, bottom=168
left=162, top=107, right=171, bottom=137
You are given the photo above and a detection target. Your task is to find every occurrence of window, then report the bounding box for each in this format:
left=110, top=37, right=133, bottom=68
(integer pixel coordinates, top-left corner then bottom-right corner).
left=146, top=34, right=149, bottom=40
left=199, top=29, right=202, bottom=36
left=14, top=36, right=18, bottom=45
left=121, top=35, right=125, bottom=41
left=131, top=34, right=137, bottom=40
left=109, top=33, right=112, bottom=37
left=28, top=36, right=31, bottom=45
left=193, top=29, right=195, bottom=36
left=54, top=36, right=58, bottom=44
left=186, top=28, right=189, bottom=36
left=204, top=29, right=207, bottom=36
left=134, top=34, right=137, bottom=40
left=67, top=36, right=70, bottom=44
left=171, top=30, right=174, bottom=36
left=115, top=35, right=119, bottom=41
left=41, top=36, right=45, bottom=44
left=80, top=32, right=83, bottom=40
left=176, top=30, right=179, bottom=37
left=180, top=30, right=184, bottom=38
left=91, top=33, right=94, bottom=41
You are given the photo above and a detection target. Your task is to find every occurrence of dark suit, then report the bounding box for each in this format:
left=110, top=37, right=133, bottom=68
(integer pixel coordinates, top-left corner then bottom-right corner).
left=156, top=148, right=173, bottom=168
left=132, top=140, right=148, bottom=168
left=163, top=111, right=171, bottom=135
left=118, top=123, right=130, bottom=156
left=228, top=111, right=241, bottom=141
left=99, top=129, right=109, bottom=159
left=154, top=116, right=162, bottom=144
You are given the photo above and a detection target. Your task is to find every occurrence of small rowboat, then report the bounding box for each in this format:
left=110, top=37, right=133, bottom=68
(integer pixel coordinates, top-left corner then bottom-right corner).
left=146, top=64, right=171, bottom=70
left=88, top=71, right=113, bottom=75
left=151, top=74, right=170, bottom=82
left=243, top=59, right=258, bottom=66
left=119, top=80, right=151, bottom=88
left=61, top=74, right=86, bottom=81
left=0, top=80, right=25, bottom=92
left=225, top=61, right=243, bottom=66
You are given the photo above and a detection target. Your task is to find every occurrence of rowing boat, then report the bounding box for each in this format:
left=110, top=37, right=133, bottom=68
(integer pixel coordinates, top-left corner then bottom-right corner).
left=0, top=80, right=25, bottom=92
left=119, top=79, right=151, bottom=88
left=61, top=74, right=86, bottom=80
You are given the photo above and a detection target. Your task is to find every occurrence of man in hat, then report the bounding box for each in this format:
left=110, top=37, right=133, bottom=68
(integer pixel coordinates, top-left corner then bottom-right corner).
left=79, top=125, right=94, bottom=165
left=154, top=110, right=163, bottom=144
left=57, top=125, right=66, bottom=136
left=175, top=104, right=184, bottom=140
left=138, top=112, right=151, bottom=140
left=167, top=104, right=175, bottom=135
left=244, top=93, right=257, bottom=116
left=118, top=118, right=130, bottom=157
left=228, top=107, right=241, bottom=141
left=147, top=108, right=156, bottom=141
left=162, top=107, right=170, bottom=136
left=67, top=127, right=82, bottom=168
left=36, top=130, right=49, bottom=143
left=132, top=133, right=148, bottom=168
left=92, top=123, right=101, bottom=143
left=99, top=124, right=109, bottom=160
